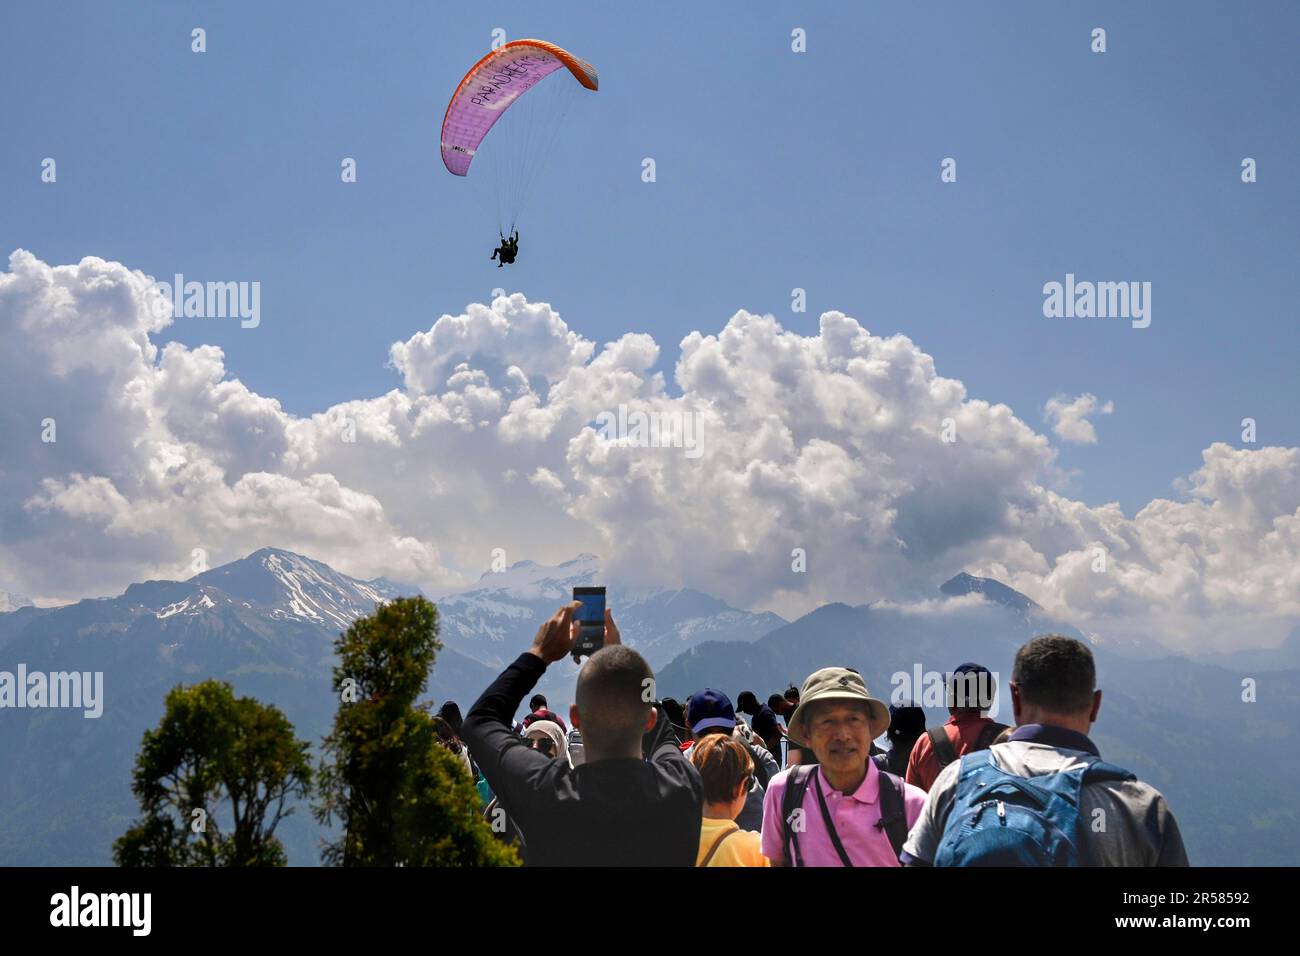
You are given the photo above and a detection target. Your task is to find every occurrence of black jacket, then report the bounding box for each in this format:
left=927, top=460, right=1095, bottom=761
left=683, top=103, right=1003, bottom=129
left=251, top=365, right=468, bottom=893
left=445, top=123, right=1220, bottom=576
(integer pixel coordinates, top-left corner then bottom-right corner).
left=463, top=653, right=702, bottom=867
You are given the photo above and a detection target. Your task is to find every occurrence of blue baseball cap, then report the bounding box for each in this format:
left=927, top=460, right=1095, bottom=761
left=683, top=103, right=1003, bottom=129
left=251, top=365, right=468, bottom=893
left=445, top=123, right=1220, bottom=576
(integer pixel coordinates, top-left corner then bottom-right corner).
left=948, top=662, right=997, bottom=710
left=686, top=688, right=737, bottom=734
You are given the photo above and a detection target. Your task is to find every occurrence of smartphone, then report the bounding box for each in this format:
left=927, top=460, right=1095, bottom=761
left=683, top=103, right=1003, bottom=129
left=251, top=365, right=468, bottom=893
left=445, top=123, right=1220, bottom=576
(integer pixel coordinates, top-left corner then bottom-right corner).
left=572, top=586, right=606, bottom=661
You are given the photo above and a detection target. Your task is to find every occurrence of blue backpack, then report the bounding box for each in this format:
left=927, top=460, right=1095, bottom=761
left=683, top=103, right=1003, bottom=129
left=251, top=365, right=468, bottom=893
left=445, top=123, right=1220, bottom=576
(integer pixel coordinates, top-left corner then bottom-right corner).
left=933, top=749, right=1135, bottom=866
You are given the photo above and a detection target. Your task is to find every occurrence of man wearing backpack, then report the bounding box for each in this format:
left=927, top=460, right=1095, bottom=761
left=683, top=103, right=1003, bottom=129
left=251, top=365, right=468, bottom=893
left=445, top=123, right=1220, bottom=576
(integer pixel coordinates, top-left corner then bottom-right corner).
left=683, top=688, right=777, bottom=831
left=901, top=635, right=1189, bottom=866
left=759, top=667, right=926, bottom=866
left=906, top=662, right=1008, bottom=791
left=522, top=693, right=568, bottom=733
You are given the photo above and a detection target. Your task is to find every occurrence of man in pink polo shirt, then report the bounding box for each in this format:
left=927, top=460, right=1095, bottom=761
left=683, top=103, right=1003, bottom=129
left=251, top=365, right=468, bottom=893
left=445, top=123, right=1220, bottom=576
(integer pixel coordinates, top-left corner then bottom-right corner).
left=760, top=667, right=926, bottom=867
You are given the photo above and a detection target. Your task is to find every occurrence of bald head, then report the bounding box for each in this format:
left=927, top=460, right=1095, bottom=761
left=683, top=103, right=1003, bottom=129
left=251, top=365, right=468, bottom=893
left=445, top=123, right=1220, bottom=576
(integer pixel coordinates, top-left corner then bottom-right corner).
left=574, top=645, right=653, bottom=755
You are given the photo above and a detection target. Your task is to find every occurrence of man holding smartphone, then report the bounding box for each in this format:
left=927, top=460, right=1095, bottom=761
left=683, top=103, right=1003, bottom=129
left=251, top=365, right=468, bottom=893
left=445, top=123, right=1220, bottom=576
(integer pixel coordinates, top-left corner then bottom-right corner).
left=462, top=601, right=703, bottom=866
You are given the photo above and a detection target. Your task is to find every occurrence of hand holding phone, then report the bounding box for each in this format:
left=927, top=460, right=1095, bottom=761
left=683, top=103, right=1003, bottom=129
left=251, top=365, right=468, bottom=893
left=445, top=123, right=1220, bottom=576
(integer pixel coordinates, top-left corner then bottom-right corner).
left=528, top=601, right=581, bottom=664
left=571, top=587, right=607, bottom=662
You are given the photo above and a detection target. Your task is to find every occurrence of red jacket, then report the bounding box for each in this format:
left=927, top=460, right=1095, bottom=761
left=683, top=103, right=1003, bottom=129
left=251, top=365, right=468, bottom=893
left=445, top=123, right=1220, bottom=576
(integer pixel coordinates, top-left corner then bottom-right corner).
left=522, top=708, right=568, bottom=733
left=906, top=713, right=1005, bottom=791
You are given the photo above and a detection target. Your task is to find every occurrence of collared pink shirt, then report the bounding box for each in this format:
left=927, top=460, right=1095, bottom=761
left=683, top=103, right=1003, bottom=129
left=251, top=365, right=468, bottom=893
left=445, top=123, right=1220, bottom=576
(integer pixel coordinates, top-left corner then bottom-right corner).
left=760, top=760, right=927, bottom=867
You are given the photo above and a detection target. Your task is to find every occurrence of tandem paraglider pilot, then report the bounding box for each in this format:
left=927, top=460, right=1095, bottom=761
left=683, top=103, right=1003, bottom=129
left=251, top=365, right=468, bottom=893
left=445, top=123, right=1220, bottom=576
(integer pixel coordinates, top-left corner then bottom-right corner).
left=491, top=230, right=519, bottom=267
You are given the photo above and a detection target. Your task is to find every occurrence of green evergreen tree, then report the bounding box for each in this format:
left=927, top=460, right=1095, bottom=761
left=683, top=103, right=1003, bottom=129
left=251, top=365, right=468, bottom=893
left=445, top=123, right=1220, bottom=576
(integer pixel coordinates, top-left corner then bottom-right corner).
left=313, top=596, right=517, bottom=866
left=114, top=680, right=312, bottom=866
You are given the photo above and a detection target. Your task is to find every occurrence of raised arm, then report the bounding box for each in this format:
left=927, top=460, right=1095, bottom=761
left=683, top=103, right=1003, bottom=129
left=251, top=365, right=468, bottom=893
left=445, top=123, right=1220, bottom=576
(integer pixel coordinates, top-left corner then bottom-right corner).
left=462, top=603, right=580, bottom=816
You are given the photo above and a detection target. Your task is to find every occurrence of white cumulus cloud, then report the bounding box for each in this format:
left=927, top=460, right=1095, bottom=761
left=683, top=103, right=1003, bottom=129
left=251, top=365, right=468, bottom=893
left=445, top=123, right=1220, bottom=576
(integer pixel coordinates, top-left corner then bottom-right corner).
left=1044, top=393, right=1114, bottom=444
left=1, top=250, right=1296, bottom=655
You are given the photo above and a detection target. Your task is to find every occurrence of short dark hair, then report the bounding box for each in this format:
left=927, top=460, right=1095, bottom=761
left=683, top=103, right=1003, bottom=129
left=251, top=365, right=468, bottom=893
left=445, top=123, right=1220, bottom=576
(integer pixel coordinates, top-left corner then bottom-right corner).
left=736, top=691, right=758, bottom=712
left=660, top=697, right=686, bottom=729
left=529, top=694, right=548, bottom=711
left=886, top=704, right=926, bottom=742
left=767, top=693, right=786, bottom=711
left=431, top=716, right=462, bottom=755
left=438, top=701, right=463, bottom=735
left=575, top=645, right=653, bottom=753
left=784, top=685, right=800, bottom=703
left=1013, top=635, right=1096, bottom=715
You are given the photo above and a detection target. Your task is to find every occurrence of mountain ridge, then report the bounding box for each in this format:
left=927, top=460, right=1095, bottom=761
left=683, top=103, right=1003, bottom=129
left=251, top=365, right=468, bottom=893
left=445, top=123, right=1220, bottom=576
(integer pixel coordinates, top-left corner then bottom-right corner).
left=0, top=547, right=492, bottom=866
left=0, top=589, right=34, bottom=614
left=3, top=549, right=1295, bottom=866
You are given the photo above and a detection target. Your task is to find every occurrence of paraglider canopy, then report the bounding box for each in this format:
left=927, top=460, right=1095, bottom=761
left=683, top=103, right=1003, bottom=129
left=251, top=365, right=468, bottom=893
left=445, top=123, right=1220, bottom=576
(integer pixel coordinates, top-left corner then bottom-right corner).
left=441, top=39, right=599, bottom=178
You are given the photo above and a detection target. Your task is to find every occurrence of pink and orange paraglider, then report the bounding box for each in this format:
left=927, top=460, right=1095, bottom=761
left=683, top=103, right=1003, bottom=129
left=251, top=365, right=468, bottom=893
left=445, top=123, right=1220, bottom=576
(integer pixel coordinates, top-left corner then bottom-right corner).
left=440, top=39, right=599, bottom=238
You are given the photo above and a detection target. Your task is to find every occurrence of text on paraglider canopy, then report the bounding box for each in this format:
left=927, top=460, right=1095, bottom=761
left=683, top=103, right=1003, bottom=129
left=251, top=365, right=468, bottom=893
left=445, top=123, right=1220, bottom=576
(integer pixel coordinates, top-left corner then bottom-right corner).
left=470, top=54, right=551, bottom=106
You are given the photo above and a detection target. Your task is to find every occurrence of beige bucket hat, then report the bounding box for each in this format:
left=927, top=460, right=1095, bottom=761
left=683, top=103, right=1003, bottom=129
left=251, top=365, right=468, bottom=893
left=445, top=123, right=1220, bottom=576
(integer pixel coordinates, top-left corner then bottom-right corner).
left=786, top=667, right=890, bottom=747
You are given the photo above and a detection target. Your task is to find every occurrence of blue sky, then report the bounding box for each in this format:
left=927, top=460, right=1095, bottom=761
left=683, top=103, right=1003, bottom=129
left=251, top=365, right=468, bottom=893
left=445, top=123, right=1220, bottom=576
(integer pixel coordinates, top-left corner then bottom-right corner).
left=3, top=0, right=1297, bottom=523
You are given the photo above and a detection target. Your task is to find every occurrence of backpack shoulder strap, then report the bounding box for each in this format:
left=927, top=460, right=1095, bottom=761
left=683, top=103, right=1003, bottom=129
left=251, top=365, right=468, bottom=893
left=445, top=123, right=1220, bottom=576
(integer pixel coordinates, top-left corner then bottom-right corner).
left=1082, top=759, right=1137, bottom=784
left=959, top=748, right=996, bottom=771
left=698, top=826, right=739, bottom=867
left=950, top=748, right=997, bottom=795
left=928, top=725, right=958, bottom=769
left=745, top=742, right=772, bottom=789
left=973, top=720, right=1009, bottom=752
left=874, top=770, right=909, bottom=862
left=938, top=750, right=1005, bottom=845
left=781, top=765, right=816, bottom=867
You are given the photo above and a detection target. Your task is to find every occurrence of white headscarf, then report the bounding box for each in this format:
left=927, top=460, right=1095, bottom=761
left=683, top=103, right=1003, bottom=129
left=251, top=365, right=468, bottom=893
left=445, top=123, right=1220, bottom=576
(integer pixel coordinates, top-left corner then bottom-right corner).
left=524, top=719, right=571, bottom=768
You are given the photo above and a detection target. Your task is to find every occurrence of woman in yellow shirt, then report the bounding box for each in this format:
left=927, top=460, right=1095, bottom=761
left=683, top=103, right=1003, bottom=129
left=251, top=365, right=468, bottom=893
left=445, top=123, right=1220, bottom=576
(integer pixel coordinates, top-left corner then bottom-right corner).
left=690, top=734, right=772, bottom=867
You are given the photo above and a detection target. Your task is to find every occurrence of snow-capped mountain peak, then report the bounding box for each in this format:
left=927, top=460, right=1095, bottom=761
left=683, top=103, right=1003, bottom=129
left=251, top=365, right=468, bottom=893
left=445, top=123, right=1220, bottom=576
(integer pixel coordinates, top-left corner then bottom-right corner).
left=464, top=552, right=601, bottom=600
left=435, top=555, right=783, bottom=671
left=188, top=548, right=407, bottom=631
left=940, top=571, right=1041, bottom=613
left=0, top=589, right=35, bottom=613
